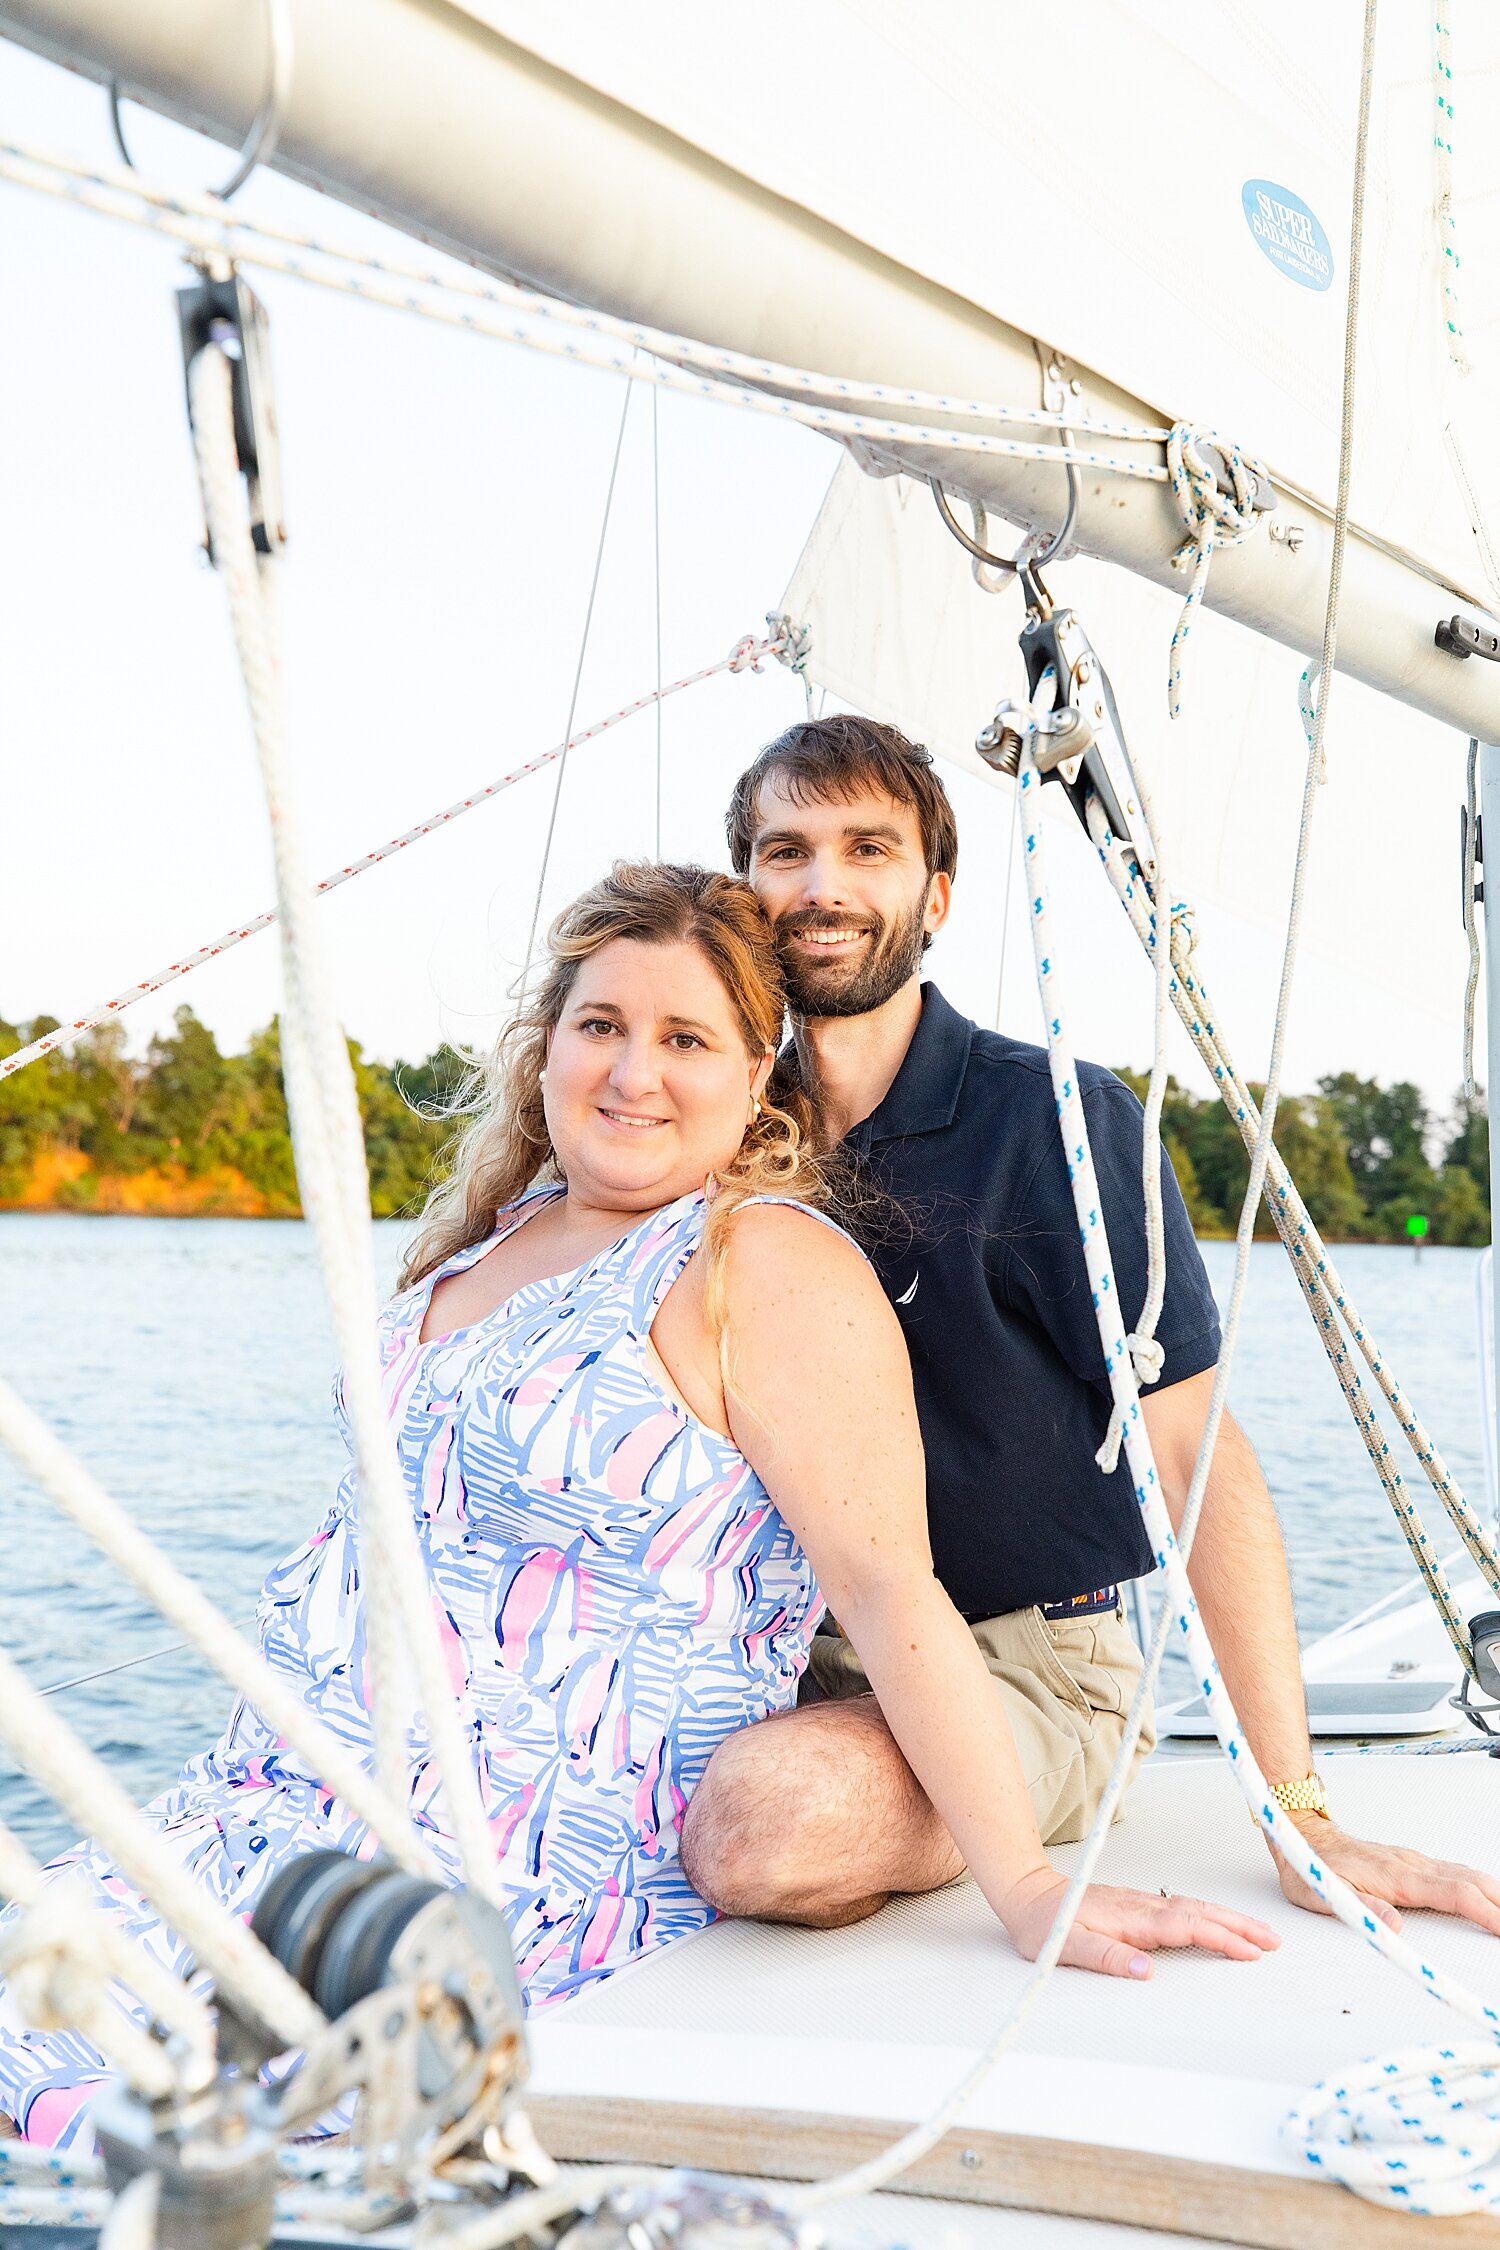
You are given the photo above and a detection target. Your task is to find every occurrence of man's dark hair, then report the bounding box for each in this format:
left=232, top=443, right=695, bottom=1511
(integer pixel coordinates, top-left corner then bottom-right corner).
left=725, top=716, right=959, bottom=881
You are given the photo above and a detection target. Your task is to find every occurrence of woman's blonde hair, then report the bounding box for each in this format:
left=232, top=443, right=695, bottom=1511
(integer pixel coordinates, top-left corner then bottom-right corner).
left=399, top=862, right=829, bottom=1348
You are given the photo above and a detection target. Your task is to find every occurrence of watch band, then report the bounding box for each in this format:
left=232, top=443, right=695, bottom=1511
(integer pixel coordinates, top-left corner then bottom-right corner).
left=1268, top=1770, right=1329, bottom=1819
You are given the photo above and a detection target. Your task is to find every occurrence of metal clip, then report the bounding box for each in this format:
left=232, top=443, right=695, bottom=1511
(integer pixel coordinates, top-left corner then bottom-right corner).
left=178, top=271, right=286, bottom=558
left=1436, top=613, right=1500, bottom=663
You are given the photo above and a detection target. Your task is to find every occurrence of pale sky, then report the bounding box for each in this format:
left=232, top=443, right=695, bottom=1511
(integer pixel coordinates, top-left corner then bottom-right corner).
left=0, top=37, right=1483, bottom=1120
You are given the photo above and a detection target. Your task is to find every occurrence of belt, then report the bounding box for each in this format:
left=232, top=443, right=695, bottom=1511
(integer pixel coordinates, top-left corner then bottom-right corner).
left=1039, top=1584, right=1120, bottom=1621
left=961, top=1583, right=1120, bottom=1625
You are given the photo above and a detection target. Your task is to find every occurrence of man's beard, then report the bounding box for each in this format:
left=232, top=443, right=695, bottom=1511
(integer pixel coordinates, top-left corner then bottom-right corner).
left=775, top=896, right=929, bottom=1019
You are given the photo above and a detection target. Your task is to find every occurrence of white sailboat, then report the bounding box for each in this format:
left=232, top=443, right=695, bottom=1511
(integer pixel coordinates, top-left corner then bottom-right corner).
left=2, top=6, right=1500, bottom=2247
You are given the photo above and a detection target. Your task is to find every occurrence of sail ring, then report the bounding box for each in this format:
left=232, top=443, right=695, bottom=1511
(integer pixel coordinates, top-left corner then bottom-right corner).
left=108, top=0, right=294, bottom=203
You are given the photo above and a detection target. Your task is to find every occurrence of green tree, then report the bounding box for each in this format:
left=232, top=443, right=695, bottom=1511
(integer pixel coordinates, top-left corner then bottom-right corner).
left=353, top=1039, right=460, bottom=1218
left=137, top=1008, right=236, bottom=1174
left=1271, top=1094, right=1367, bottom=1240
left=1318, top=1072, right=1438, bottom=1227
left=1432, top=1163, right=1490, bottom=1247
left=1444, top=1087, right=1489, bottom=1206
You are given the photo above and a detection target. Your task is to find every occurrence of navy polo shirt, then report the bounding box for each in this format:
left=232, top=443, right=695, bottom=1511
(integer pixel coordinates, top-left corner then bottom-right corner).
left=839, top=983, right=1221, bottom=1618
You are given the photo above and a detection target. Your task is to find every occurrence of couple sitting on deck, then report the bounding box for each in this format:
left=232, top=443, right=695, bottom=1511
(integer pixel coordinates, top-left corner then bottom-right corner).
left=4, top=718, right=1499, bottom=2147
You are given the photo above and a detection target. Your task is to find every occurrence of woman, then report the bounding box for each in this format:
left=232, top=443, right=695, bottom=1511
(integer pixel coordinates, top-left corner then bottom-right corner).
left=0, top=861, right=1273, bottom=2146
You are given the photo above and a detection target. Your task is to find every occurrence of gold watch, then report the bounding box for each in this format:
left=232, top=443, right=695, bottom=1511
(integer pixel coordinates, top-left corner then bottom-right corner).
left=1268, top=1770, right=1329, bottom=1820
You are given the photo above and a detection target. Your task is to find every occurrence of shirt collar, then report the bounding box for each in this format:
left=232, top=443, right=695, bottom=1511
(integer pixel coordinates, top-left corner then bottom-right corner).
left=850, top=982, right=973, bottom=1147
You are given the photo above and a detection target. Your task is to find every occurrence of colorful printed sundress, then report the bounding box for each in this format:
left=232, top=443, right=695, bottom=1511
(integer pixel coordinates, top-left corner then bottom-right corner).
left=0, top=1187, right=831, bottom=2146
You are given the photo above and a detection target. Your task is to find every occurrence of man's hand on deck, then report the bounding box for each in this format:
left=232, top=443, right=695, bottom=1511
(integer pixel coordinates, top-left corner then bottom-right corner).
left=1000, top=1867, right=1280, bottom=1979
left=1273, top=1815, right=1500, bottom=1937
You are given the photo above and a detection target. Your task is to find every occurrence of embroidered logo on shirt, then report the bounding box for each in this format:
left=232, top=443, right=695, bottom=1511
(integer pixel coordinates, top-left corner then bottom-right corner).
left=895, top=1273, right=919, bottom=1305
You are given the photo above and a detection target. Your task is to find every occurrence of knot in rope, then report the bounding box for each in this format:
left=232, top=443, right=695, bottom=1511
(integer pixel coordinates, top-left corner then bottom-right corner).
left=1285, top=2045, right=1500, bottom=2216
left=1165, top=424, right=1269, bottom=721
left=1094, top=1331, right=1166, bottom=1473
left=764, top=611, right=812, bottom=674
left=1168, top=894, right=1199, bottom=964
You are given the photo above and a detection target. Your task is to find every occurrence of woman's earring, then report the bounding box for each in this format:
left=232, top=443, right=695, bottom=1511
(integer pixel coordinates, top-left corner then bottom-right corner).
left=538, top=1068, right=548, bottom=1086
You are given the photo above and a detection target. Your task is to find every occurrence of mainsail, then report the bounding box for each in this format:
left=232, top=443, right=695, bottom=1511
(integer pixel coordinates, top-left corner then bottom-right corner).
left=4, top=0, right=1499, bottom=733
left=466, top=0, right=1500, bottom=610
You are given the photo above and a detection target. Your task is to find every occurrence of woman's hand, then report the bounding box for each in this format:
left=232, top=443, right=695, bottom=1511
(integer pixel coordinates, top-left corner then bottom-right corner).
left=998, top=1863, right=1282, bottom=1979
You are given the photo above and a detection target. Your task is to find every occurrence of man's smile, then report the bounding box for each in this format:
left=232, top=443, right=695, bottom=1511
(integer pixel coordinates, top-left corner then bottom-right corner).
left=787, top=922, right=872, bottom=951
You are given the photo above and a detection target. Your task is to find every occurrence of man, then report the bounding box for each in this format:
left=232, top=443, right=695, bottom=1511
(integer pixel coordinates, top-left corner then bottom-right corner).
left=678, top=713, right=1500, bottom=1964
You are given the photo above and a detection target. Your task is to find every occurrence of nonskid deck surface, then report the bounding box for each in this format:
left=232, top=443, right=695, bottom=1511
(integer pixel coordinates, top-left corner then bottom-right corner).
left=526, top=1749, right=1500, bottom=2244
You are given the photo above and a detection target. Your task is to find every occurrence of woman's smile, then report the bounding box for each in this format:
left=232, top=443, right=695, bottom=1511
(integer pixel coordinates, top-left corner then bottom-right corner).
left=596, top=1104, right=670, bottom=1134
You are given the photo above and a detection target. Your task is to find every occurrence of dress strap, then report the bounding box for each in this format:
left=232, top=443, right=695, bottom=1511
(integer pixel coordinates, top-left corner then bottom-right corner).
left=624, top=1191, right=869, bottom=1333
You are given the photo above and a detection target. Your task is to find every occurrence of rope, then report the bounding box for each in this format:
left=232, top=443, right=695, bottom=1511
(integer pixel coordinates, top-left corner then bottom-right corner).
left=0, top=1639, right=324, bottom=2051
left=1434, top=11, right=1471, bottom=377
left=0, top=1817, right=214, bottom=2105
left=188, top=338, right=501, bottom=1899
left=1168, top=0, right=1381, bottom=1669
left=1465, top=736, right=1482, bottom=1100
left=0, top=634, right=783, bottom=1084
left=0, top=140, right=1169, bottom=443
left=523, top=374, right=634, bottom=989
left=795, top=9, right=1500, bottom=2218
left=795, top=676, right=1500, bottom=2220
left=1288, top=2045, right=1500, bottom=2214
left=0, top=138, right=1174, bottom=473
left=1165, top=427, right=1272, bottom=719
left=1092, top=805, right=1493, bottom=1676
left=0, top=1375, right=439, bottom=1876
left=1095, top=754, right=1171, bottom=1473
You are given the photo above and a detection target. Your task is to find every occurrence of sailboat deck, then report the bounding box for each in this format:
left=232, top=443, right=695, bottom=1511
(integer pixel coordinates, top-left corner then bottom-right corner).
left=527, top=1747, right=1500, bottom=2247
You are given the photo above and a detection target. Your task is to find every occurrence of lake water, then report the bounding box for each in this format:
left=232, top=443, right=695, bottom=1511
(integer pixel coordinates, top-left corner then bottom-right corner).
left=0, top=1215, right=1491, bottom=1859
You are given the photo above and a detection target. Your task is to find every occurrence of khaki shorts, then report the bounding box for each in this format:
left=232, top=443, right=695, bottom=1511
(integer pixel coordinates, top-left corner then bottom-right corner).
left=803, top=1603, right=1156, bottom=1847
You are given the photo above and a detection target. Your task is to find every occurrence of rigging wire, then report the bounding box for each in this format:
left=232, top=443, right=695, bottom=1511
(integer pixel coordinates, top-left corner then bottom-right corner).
left=37, top=1619, right=259, bottom=1698
left=652, top=385, right=664, bottom=859
left=522, top=375, right=635, bottom=991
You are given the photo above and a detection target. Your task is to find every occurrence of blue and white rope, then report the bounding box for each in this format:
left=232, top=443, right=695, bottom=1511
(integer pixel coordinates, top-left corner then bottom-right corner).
left=1289, top=2045, right=1500, bottom=2214
left=1089, top=798, right=1497, bottom=1674
left=1014, top=722, right=1500, bottom=2030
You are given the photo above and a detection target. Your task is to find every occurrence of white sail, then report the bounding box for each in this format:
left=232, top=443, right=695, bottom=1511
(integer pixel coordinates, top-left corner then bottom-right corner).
left=467, top=0, right=1500, bottom=607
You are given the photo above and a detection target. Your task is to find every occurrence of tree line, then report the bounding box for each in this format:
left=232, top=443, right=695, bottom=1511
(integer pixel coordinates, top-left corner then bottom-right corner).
left=0, top=1005, right=1492, bottom=1242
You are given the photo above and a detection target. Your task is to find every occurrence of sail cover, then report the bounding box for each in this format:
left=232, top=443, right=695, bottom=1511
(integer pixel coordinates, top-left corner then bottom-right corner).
left=459, top=1, right=1500, bottom=608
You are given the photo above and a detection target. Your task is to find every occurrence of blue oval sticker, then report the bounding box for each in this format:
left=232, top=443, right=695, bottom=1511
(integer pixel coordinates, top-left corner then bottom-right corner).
left=1241, top=180, right=1334, bottom=292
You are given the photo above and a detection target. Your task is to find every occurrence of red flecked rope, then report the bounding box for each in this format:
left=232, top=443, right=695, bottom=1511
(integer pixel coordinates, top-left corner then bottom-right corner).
left=1, top=631, right=783, bottom=1081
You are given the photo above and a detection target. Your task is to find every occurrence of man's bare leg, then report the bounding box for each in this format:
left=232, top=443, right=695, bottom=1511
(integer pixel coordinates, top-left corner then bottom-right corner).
left=679, top=1695, right=964, bottom=1928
